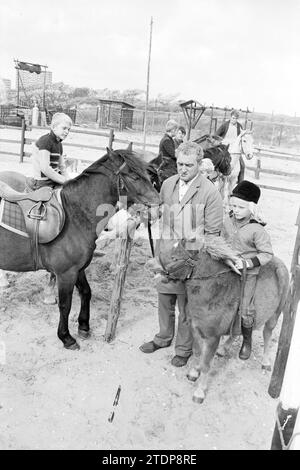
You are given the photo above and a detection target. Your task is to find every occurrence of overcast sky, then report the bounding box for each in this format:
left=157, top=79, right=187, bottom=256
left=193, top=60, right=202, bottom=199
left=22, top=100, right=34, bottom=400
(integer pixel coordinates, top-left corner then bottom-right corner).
left=1, top=0, right=300, bottom=115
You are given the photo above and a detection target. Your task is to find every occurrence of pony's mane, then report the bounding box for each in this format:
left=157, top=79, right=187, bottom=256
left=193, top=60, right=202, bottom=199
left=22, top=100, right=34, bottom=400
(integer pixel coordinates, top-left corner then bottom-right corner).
left=203, top=236, right=238, bottom=260
left=63, top=149, right=151, bottom=192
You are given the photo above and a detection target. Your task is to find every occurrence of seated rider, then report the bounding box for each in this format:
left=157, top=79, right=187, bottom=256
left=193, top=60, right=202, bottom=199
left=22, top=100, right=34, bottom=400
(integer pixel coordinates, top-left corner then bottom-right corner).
left=173, top=126, right=186, bottom=149
left=29, top=112, right=73, bottom=191
left=222, top=180, right=273, bottom=360
left=157, top=119, right=179, bottom=183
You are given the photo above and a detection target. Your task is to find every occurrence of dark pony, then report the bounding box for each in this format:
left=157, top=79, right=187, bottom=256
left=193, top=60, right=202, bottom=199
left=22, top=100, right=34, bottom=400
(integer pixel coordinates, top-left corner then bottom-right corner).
left=0, top=147, right=160, bottom=350
left=146, top=135, right=231, bottom=190
left=158, top=237, right=289, bottom=403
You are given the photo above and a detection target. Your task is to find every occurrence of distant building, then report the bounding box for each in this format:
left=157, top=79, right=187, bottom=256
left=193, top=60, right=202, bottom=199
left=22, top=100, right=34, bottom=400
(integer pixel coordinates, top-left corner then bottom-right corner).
left=97, top=99, right=135, bottom=130
left=0, top=78, right=11, bottom=93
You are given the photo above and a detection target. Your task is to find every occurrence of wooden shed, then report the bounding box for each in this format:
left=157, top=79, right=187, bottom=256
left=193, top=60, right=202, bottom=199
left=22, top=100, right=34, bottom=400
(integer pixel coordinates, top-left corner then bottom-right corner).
left=96, top=99, right=135, bottom=131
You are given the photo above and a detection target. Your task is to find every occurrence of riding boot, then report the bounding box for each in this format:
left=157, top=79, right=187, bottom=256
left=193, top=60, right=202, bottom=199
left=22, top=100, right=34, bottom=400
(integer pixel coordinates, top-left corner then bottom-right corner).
left=239, top=324, right=253, bottom=360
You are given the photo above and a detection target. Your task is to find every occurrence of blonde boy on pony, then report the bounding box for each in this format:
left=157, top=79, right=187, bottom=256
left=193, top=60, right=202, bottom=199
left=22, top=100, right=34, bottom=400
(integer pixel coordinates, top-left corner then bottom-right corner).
left=31, top=112, right=73, bottom=190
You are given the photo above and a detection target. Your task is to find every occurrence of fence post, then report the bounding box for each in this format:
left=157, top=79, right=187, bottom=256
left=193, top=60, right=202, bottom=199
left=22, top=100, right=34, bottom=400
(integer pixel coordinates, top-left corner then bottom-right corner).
left=108, top=128, right=114, bottom=150
left=19, top=117, right=26, bottom=163
left=278, top=125, right=283, bottom=147
left=255, top=148, right=261, bottom=179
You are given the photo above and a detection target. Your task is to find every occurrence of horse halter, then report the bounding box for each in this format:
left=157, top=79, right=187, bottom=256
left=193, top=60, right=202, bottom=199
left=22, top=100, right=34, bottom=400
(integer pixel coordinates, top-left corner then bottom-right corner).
left=113, top=159, right=151, bottom=208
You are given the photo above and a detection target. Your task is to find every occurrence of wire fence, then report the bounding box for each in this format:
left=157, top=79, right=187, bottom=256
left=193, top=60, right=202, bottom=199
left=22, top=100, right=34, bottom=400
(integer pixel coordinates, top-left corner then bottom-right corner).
left=74, top=105, right=300, bottom=150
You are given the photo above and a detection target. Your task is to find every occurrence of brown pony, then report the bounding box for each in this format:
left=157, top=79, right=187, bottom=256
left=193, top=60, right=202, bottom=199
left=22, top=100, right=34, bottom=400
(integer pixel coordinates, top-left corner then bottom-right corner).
left=158, top=237, right=289, bottom=403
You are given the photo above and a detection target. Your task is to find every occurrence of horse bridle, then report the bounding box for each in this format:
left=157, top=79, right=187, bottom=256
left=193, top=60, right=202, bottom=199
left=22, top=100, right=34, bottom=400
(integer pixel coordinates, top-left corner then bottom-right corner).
left=112, top=158, right=156, bottom=210
left=113, top=160, right=128, bottom=200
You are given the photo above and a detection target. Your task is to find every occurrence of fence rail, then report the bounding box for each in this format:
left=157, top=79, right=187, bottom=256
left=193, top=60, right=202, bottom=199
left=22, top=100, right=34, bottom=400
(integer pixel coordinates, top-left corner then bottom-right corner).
left=1, top=122, right=300, bottom=194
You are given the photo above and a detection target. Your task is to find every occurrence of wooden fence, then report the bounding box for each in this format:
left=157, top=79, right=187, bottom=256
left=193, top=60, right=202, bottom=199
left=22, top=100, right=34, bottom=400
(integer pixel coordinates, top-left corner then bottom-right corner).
left=0, top=117, right=158, bottom=162
left=1, top=121, right=300, bottom=194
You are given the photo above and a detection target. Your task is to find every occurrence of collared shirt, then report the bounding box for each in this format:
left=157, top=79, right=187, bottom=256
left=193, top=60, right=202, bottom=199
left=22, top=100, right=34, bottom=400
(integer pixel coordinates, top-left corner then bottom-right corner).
left=178, top=173, right=199, bottom=202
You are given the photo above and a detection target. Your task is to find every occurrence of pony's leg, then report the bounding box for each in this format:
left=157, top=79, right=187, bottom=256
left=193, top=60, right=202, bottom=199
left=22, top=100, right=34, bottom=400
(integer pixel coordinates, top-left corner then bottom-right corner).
left=43, top=272, right=57, bottom=305
left=0, top=270, right=9, bottom=288
left=75, top=269, right=91, bottom=339
left=192, top=336, right=221, bottom=404
left=56, top=270, right=79, bottom=350
left=186, top=322, right=203, bottom=382
left=262, top=315, right=278, bottom=371
left=216, top=335, right=236, bottom=357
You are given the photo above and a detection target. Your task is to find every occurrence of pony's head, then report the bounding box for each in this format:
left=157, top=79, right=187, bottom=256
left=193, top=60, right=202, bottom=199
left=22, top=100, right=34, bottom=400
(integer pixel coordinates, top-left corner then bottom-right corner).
left=204, top=144, right=232, bottom=177
left=106, top=146, right=160, bottom=209
left=240, top=132, right=254, bottom=160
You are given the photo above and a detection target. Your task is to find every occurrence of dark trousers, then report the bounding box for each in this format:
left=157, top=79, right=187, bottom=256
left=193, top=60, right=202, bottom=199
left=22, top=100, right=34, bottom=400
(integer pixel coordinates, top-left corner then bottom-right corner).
left=154, top=293, right=193, bottom=357
left=241, top=274, right=257, bottom=327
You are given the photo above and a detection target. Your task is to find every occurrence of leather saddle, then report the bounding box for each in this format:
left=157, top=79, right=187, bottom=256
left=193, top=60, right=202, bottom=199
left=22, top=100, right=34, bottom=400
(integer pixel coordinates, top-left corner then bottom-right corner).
left=0, top=181, right=65, bottom=243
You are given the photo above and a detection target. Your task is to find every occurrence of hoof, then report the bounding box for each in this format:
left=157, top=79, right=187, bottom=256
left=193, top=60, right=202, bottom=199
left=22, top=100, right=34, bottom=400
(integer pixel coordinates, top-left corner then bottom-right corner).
left=186, top=373, right=198, bottom=382
left=192, top=394, right=204, bottom=404
left=78, top=328, right=90, bottom=339
left=0, top=283, right=9, bottom=289
left=216, top=349, right=226, bottom=357
left=43, top=296, right=57, bottom=305
left=262, top=364, right=272, bottom=372
left=64, top=341, right=80, bottom=350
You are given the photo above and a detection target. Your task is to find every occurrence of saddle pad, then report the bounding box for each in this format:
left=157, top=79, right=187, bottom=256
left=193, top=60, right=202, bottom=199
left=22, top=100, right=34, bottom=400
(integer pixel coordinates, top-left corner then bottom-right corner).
left=0, top=198, right=29, bottom=238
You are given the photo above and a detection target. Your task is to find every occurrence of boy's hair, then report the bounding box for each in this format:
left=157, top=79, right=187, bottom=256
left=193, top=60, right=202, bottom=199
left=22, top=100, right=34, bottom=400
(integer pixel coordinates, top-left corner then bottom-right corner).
left=230, top=109, right=240, bottom=118
left=165, top=119, right=179, bottom=132
left=51, top=113, right=73, bottom=128
left=178, top=126, right=186, bottom=135
left=176, top=141, right=203, bottom=162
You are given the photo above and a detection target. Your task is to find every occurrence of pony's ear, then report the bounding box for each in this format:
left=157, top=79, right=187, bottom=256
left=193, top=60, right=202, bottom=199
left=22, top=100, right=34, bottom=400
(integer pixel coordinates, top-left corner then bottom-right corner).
left=106, top=147, right=114, bottom=158
left=127, top=142, right=133, bottom=152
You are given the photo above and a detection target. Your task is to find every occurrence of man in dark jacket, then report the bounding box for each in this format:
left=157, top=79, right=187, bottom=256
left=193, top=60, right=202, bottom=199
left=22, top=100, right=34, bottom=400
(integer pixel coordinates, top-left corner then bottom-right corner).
left=215, top=109, right=245, bottom=183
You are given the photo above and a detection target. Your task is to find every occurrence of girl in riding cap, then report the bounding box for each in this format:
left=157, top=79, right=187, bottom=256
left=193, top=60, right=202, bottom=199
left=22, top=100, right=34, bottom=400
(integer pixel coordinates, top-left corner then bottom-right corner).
left=30, top=113, right=72, bottom=190
left=223, top=180, right=273, bottom=360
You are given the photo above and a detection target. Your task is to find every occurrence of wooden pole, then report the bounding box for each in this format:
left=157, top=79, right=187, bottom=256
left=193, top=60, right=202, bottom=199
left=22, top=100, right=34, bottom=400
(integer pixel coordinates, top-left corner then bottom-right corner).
left=104, top=218, right=138, bottom=342
left=255, top=150, right=261, bottom=179
left=108, top=129, right=114, bottom=150
left=187, top=104, right=192, bottom=140
left=143, top=16, right=153, bottom=151
left=17, top=69, right=20, bottom=107
left=269, top=206, right=300, bottom=399
left=289, top=405, right=300, bottom=449
left=19, top=117, right=26, bottom=163
left=42, top=66, right=47, bottom=110
left=270, top=301, right=300, bottom=449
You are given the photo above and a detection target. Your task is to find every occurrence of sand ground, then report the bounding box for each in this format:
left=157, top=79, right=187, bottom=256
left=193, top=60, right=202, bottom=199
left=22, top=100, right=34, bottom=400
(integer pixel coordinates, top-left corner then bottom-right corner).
left=0, top=126, right=299, bottom=450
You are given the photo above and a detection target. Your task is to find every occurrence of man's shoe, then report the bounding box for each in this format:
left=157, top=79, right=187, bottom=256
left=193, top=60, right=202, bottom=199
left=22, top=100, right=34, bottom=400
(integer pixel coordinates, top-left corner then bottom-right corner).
left=171, top=355, right=190, bottom=367
left=139, top=341, right=167, bottom=354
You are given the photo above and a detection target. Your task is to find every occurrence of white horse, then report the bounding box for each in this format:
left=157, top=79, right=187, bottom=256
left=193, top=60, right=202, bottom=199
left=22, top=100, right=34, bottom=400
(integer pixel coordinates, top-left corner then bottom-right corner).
left=221, top=131, right=254, bottom=211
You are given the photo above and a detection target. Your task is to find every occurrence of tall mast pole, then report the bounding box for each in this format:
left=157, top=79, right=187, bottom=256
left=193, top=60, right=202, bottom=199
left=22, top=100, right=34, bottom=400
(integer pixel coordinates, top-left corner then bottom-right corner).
left=143, top=16, right=153, bottom=150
